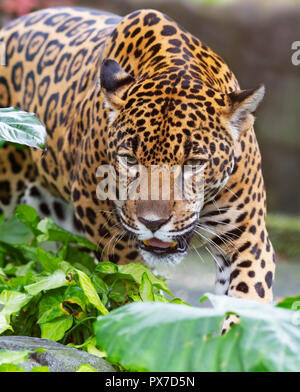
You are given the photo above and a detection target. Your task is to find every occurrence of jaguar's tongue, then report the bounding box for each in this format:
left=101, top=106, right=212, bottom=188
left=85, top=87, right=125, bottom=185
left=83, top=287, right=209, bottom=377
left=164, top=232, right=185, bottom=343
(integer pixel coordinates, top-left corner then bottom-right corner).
left=143, top=238, right=177, bottom=249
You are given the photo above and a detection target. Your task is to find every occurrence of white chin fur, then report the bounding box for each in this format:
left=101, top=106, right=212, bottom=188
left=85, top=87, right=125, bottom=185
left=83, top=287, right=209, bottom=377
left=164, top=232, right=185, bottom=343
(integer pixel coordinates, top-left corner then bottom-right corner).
left=140, top=248, right=187, bottom=267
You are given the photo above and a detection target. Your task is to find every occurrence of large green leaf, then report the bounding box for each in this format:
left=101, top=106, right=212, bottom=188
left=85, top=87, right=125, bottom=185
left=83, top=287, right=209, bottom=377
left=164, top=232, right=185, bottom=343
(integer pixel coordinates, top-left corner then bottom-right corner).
left=24, top=270, right=68, bottom=295
left=94, top=294, right=300, bottom=372
left=0, top=107, right=46, bottom=149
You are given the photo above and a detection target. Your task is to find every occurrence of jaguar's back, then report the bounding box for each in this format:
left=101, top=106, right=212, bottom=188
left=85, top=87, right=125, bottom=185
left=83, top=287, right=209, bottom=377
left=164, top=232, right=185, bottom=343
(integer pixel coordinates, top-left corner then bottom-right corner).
left=0, top=8, right=120, bottom=200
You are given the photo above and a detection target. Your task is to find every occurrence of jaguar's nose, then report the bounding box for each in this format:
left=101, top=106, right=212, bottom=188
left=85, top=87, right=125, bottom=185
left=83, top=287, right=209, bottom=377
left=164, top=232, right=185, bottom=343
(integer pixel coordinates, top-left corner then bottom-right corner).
left=138, top=217, right=169, bottom=232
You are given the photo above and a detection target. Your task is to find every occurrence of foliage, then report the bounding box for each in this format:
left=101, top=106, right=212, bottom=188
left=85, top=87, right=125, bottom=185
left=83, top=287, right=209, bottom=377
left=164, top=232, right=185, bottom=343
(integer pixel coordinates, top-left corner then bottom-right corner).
left=0, top=209, right=299, bottom=373
left=0, top=205, right=180, bottom=350
left=94, top=294, right=300, bottom=372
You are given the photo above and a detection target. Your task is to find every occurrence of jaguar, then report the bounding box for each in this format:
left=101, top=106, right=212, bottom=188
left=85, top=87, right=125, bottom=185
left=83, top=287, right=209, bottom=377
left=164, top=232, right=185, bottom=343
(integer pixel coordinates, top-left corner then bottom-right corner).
left=0, top=7, right=275, bottom=320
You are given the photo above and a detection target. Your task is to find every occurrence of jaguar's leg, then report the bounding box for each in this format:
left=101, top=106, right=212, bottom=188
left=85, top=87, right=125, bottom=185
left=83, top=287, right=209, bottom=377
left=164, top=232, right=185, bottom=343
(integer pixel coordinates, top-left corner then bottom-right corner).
left=213, top=221, right=275, bottom=303
left=201, top=170, right=276, bottom=334
left=209, top=217, right=275, bottom=334
left=0, top=145, right=36, bottom=218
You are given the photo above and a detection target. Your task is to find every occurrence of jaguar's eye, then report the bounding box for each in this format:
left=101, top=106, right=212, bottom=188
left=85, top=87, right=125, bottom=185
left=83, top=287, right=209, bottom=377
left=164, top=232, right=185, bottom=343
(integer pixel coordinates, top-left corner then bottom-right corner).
left=119, top=154, right=138, bottom=166
left=184, top=158, right=207, bottom=168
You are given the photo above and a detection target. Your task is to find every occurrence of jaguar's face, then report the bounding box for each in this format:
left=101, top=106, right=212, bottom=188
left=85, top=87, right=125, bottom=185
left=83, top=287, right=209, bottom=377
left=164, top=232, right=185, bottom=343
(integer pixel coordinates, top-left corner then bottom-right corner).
left=100, top=59, right=265, bottom=265
left=111, top=139, right=233, bottom=267
left=104, top=89, right=236, bottom=266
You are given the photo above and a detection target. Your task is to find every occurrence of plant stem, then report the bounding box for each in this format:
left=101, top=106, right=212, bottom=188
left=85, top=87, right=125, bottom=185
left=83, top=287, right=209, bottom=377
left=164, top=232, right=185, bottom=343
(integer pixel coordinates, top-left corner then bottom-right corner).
left=62, top=316, right=97, bottom=345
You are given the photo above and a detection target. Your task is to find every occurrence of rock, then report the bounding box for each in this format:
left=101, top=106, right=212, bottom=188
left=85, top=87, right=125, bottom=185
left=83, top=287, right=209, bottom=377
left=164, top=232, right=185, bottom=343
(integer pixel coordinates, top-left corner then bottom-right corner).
left=0, top=336, right=115, bottom=372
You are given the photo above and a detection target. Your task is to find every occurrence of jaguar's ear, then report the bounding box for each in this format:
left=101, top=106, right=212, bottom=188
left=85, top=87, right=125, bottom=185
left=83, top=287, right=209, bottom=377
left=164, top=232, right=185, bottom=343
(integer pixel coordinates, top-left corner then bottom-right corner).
left=227, top=84, right=265, bottom=140
left=100, top=59, right=134, bottom=111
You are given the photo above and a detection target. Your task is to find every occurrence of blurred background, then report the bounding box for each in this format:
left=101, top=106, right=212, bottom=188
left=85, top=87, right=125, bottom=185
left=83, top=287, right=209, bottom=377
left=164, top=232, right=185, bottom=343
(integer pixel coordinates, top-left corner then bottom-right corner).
left=0, top=0, right=299, bottom=303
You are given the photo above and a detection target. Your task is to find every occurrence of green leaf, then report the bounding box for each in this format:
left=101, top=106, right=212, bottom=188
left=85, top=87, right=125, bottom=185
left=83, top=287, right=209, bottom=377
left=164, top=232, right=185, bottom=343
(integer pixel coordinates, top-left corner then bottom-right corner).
left=0, top=214, right=4, bottom=229
left=0, top=290, right=32, bottom=333
left=4, top=261, right=36, bottom=277
left=64, top=285, right=87, bottom=312
left=76, top=364, right=98, bottom=372
left=129, top=293, right=142, bottom=302
left=40, top=316, right=73, bottom=341
left=0, top=350, right=30, bottom=365
left=0, top=215, right=32, bottom=245
left=64, top=245, right=97, bottom=274
left=17, top=245, right=62, bottom=273
left=153, top=293, right=170, bottom=303
left=37, top=218, right=97, bottom=250
left=171, top=298, right=190, bottom=306
left=118, top=262, right=173, bottom=296
left=91, top=274, right=108, bottom=295
left=139, top=272, right=154, bottom=302
left=24, top=270, right=68, bottom=295
left=95, top=262, right=118, bottom=274
left=108, top=280, right=127, bottom=303
left=0, top=313, right=12, bottom=334
left=94, top=295, right=300, bottom=372
left=6, top=272, right=36, bottom=291
left=35, top=247, right=62, bottom=273
left=277, top=295, right=300, bottom=310
left=200, top=295, right=208, bottom=303
left=76, top=269, right=108, bottom=315
left=86, top=337, right=106, bottom=358
left=37, top=292, right=67, bottom=324
left=15, top=204, right=40, bottom=235
left=31, top=366, right=50, bottom=372
left=0, top=290, right=32, bottom=315
left=0, top=363, right=25, bottom=372
left=0, top=107, right=47, bottom=149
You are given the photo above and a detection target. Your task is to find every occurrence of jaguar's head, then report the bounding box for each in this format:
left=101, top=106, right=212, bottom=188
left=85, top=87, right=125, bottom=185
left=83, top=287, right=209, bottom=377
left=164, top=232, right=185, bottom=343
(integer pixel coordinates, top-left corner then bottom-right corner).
left=99, top=59, right=264, bottom=266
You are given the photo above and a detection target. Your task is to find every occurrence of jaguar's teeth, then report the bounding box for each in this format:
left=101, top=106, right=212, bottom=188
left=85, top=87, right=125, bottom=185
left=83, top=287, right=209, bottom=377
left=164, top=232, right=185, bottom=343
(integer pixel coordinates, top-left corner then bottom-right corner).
left=142, top=239, right=177, bottom=248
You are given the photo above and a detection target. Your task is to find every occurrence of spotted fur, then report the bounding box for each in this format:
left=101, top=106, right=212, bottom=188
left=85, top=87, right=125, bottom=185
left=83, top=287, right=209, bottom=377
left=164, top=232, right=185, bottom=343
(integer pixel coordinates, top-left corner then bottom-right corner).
left=0, top=7, right=275, bottom=312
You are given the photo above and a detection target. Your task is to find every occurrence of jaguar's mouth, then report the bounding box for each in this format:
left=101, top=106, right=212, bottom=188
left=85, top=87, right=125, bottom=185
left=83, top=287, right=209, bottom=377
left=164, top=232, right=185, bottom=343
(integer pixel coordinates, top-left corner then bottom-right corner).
left=139, top=235, right=192, bottom=256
